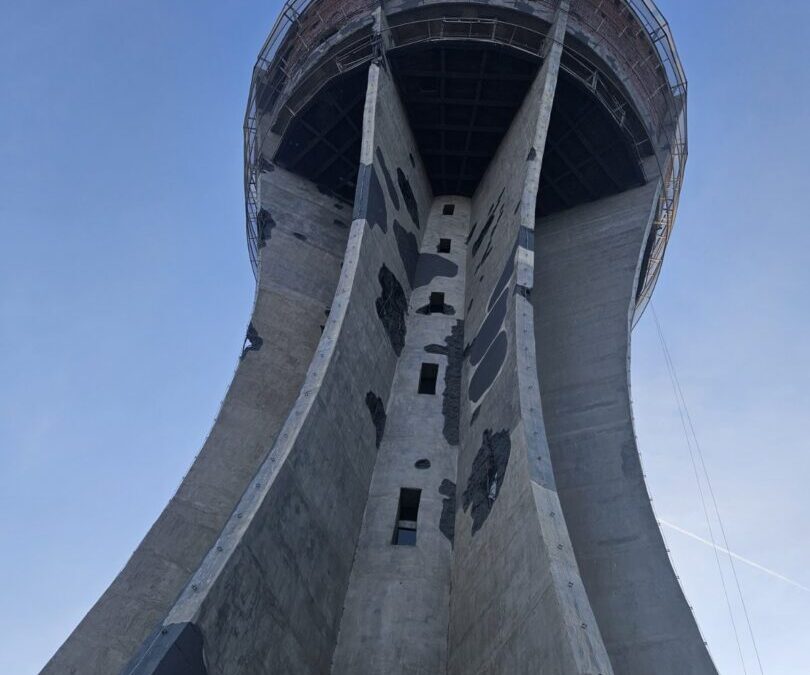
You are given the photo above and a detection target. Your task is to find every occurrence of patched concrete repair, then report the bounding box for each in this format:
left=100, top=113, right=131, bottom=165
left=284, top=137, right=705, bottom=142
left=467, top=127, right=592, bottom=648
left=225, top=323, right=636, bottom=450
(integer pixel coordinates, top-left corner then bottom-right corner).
left=45, top=1, right=713, bottom=674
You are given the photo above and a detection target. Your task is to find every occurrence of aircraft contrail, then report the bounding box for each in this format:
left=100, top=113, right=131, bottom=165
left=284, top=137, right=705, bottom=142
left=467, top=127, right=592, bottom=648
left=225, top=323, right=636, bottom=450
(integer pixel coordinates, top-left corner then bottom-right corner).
left=659, top=519, right=810, bottom=593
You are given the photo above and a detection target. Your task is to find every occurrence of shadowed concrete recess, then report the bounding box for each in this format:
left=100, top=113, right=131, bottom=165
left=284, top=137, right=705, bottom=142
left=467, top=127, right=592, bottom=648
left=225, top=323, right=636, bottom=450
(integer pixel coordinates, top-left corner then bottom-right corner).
left=43, top=1, right=715, bottom=674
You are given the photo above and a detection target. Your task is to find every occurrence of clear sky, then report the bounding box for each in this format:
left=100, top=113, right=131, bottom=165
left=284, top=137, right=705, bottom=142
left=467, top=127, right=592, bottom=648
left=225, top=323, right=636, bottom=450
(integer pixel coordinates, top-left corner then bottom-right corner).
left=1, top=1, right=807, bottom=673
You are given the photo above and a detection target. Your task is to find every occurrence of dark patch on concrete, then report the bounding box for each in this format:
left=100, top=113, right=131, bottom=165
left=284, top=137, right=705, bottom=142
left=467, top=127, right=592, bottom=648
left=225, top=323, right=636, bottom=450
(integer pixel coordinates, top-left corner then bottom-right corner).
left=518, top=225, right=534, bottom=251
left=467, top=297, right=474, bottom=313
left=424, top=320, right=464, bottom=445
left=416, top=301, right=455, bottom=316
left=514, top=200, right=521, bottom=215
left=468, top=330, right=508, bottom=403
left=470, top=406, right=481, bottom=426
left=334, top=202, right=345, bottom=210
left=240, top=322, right=263, bottom=360
left=124, top=622, right=207, bottom=675
left=439, top=479, right=457, bottom=544
left=257, top=209, right=276, bottom=248
left=475, top=241, right=493, bottom=273
left=394, top=219, right=419, bottom=287
left=354, top=164, right=388, bottom=232
left=293, top=232, right=307, bottom=241
left=375, top=265, right=408, bottom=356
left=488, top=242, right=518, bottom=310
left=409, top=152, right=415, bottom=168
left=415, top=459, right=431, bottom=469
left=414, top=254, right=458, bottom=289
left=466, top=221, right=478, bottom=245
left=527, top=147, right=537, bottom=161
left=376, top=147, right=400, bottom=210
left=333, top=218, right=348, bottom=228
left=515, top=285, right=532, bottom=300
left=365, top=391, right=387, bottom=448
left=463, top=429, right=511, bottom=535
left=397, top=167, right=420, bottom=229
left=469, top=288, right=508, bottom=366
left=471, top=212, right=495, bottom=257
left=366, top=167, right=388, bottom=232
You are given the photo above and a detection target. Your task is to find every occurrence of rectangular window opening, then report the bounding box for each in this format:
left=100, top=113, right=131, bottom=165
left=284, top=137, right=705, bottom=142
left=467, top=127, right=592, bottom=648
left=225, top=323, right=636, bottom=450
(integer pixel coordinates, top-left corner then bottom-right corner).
left=418, top=363, right=439, bottom=395
left=442, top=204, right=455, bottom=216
left=438, top=238, right=452, bottom=253
left=429, top=292, right=445, bottom=314
left=392, top=488, right=421, bottom=546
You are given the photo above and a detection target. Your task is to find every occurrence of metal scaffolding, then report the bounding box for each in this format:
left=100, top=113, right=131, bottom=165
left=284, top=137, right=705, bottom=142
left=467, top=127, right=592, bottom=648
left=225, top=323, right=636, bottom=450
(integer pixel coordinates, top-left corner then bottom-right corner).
left=242, top=0, right=687, bottom=319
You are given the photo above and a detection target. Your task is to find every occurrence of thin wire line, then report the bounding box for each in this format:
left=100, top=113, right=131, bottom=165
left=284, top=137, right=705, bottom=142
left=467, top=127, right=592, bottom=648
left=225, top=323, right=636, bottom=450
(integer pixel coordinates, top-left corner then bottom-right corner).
left=650, top=304, right=749, bottom=675
left=651, top=303, right=765, bottom=675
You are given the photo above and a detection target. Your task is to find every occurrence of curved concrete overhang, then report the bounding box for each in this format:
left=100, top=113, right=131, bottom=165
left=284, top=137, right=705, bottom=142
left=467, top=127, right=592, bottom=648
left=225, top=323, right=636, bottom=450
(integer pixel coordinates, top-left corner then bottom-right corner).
left=243, top=0, right=687, bottom=320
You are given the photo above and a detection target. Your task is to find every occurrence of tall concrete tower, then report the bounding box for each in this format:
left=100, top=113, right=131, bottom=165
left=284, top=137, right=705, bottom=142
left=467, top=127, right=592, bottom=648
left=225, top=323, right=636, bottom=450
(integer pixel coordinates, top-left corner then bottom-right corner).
left=44, top=1, right=713, bottom=674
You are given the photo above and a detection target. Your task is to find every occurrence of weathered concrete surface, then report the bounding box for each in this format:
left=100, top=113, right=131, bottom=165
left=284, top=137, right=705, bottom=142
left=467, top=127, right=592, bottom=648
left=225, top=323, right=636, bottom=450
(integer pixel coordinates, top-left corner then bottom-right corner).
left=123, top=60, right=432, bottom=675
left=331, top=197, right=466, bottom=675
left=42, top=168, right=349, bottom=675
left=449, top=5, right=614, bottom=675
left=533, top=182, right=718, bottom=675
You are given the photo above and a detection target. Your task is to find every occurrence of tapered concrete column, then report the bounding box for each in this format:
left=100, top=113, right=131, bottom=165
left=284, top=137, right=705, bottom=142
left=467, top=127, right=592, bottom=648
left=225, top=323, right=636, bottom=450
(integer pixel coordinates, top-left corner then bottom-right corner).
left=449, top=4, right=614, bottom=674
left=533, top=181, right=719, bottom=675
left=42, top=168, right=350, bottom=675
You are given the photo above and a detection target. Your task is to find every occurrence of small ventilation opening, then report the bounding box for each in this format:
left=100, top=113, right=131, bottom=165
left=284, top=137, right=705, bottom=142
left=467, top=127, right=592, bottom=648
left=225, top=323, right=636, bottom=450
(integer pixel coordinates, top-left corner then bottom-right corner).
left=418, top=363, right=439, bottom=394
left=438, top=238, right=452, bottom=253
left=429, top=292, right=445, bottom=314
left=442, top=203, right=455, bottom=215
left=393, top=488, right=421, bottom=545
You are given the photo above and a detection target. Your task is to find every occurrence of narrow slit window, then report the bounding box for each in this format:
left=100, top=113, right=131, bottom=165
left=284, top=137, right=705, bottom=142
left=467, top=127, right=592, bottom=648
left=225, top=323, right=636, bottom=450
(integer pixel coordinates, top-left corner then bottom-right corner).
left=429, top=292, right=445, bottom=314
left=442, top=204, right=455, bottom=216
left=418, top=363, right=439, bottom=395
left=392, top=488, right=421, bottom=545
left=438, top=238, right=452, bottom=253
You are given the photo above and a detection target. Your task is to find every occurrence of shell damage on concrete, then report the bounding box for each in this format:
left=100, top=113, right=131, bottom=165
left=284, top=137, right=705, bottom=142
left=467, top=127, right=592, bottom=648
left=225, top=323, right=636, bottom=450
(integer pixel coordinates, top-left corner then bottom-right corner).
left=357, top=164, right=388, bottom=233
left=413, top=253, right=458, bottom=289
left=365, top=391, right=387, bottom=448
left=416, top=301, right=455, bottom=316
left=376, top=147, right=400, bottom=210
left=468, top=331, right=508, bottom=404
left=462, top=429, right=511, bottom=535
left=124, top=622, right=208, bottom=675
left=393, top=220, right=419, bottom=287
left=396, top=167, right=420, bottom=229
left=257, top=209, right=276, bottom=248
left=240, top=322, right=263, bottom=360
left=471, top=188, right=506, bottom=256
left=375, top=264, right=408, bottom=356
left=424, top=320, right=464, bottom=445
left=439, top=479, right=457, bottom=544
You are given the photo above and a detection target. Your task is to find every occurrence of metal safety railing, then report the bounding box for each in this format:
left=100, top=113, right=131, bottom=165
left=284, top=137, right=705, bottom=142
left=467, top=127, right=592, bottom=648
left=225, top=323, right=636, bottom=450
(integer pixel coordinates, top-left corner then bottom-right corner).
left=243, top=0, right=687, bottom=317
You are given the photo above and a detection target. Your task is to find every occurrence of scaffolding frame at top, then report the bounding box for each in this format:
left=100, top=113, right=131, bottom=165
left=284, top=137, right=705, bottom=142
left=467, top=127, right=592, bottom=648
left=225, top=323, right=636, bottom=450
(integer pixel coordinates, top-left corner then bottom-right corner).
left=242, top=0, right=687, bottom=320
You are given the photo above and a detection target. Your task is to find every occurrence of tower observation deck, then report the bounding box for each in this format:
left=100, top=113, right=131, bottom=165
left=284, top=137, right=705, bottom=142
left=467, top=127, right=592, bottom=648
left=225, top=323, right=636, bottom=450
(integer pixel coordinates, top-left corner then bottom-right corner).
left=44, top=1, right=713, bottom=674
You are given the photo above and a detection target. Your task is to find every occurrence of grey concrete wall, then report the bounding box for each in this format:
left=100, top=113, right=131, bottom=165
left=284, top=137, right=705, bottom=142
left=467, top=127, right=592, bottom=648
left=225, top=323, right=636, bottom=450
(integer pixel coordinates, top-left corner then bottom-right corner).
left=331, top=197, right=467, bottom=675
left=42, top=168, right=349, bottom=675
left=122, top=60, right=434, bottom=674
left=448, top=6, right=614, bottom=674
left=532, top=182, right=718, bottom=675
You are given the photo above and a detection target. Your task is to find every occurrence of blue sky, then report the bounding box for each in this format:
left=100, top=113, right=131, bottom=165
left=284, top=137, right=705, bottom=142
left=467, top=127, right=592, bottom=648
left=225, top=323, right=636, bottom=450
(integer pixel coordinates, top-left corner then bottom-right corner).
left=1, top=1, right=807, bottom=673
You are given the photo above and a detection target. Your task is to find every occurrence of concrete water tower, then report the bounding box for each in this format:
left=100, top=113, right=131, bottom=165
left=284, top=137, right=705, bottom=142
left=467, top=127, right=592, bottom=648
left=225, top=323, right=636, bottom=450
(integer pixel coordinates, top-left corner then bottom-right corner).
left=44, top=1, right=713, bottom=674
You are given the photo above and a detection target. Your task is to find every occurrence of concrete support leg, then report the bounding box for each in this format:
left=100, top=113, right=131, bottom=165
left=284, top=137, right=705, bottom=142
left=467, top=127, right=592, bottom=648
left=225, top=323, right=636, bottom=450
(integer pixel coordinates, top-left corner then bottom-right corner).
left=533, top=181, right=719, bottom=675
left=448, top=4, right=614, bottom=674
left=42, top=167, right=350, bottom=675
